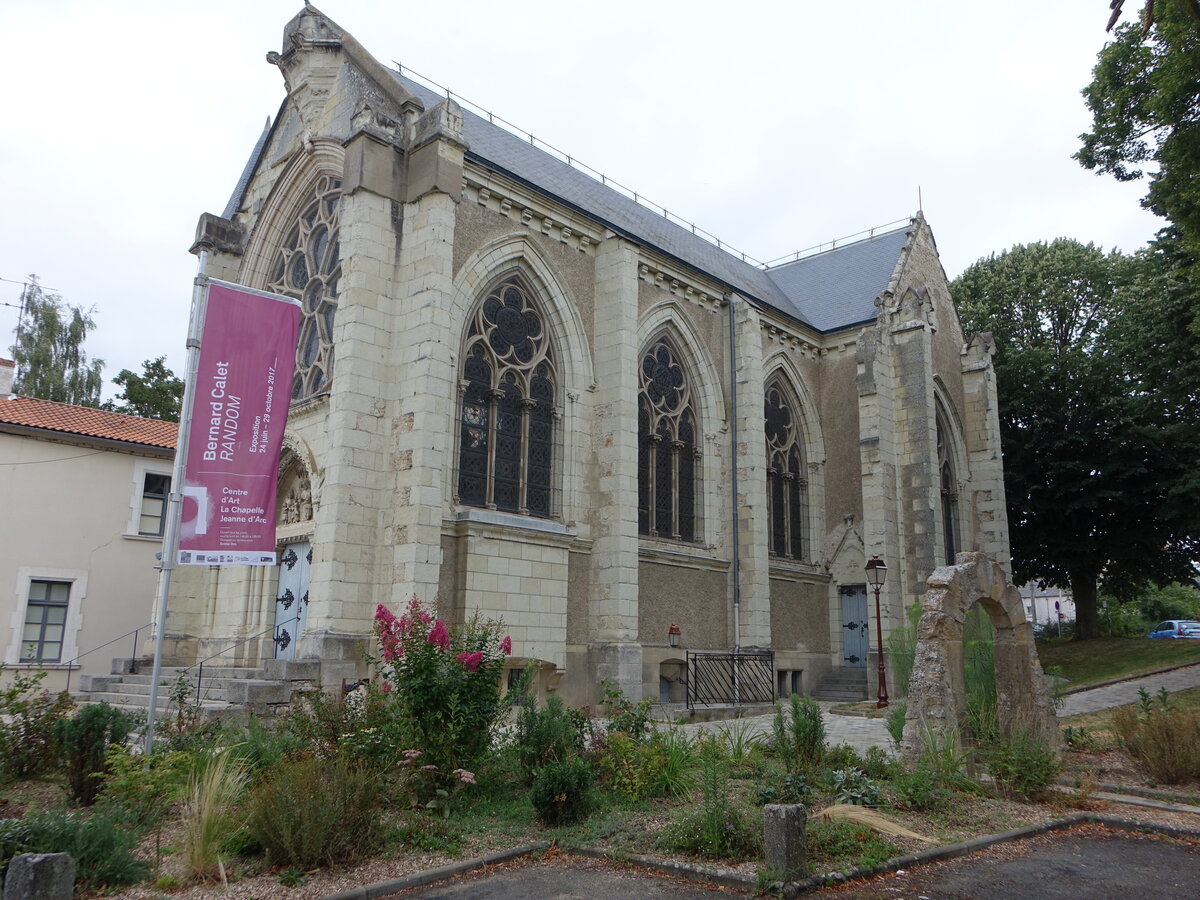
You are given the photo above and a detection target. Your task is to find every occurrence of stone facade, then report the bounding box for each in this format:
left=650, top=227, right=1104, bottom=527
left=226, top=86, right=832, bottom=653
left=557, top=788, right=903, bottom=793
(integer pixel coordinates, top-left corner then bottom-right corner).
left=162, top=6, right=1011, bottom=706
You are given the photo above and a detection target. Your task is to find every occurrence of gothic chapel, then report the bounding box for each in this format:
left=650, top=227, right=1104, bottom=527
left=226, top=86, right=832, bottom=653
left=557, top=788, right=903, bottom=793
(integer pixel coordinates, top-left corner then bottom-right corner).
left=165, top=5, right=1011, bottom=706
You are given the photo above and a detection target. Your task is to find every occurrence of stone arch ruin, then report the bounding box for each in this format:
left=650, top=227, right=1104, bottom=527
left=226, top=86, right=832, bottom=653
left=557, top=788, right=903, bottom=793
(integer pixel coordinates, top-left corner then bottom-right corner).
left=901, top=552, right=1059, bottom=759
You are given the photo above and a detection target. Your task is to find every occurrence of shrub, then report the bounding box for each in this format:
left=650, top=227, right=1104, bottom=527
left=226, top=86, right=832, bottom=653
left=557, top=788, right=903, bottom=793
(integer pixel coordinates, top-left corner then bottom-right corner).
left=53, top=702, right=138, bottom=806
left=754, top=767, right=811, bottom=806
left=892, top=765, right=952, bottom=811
left=984, top=730, right=1059, bottom=800
left=861, top=746, right=899, bottom=781
left=530, top=756, right=595, bottom=826
left=827, top=767, right=881, bottom=806
left=0, top=667, right=74, bottom=782
left=598, top=679, right=654, bottom=742
left=184, top=748, right=248, bottom=879
left=1, top=809, right=148, bottom=891
left=513, top=693, right=589, bottom=782
left=656, top=739, right=760, bottom=860
left=98, top=745, right=191, bottom=865
left=597, top=730, right=663, bottom=803
left=770, top=694, right=825, bottom=773
left=246, top=756, right=384, bottom=868
left=373, top=598, right=512, bottom=773
left=1113, top=690, right=1200, bottom=784
left=821, top=744, right=864, bottom=773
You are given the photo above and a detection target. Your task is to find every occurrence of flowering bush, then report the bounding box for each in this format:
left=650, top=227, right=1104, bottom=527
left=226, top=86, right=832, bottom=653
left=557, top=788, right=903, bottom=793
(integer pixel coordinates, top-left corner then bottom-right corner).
left=373, top=598, right=511, bottom=773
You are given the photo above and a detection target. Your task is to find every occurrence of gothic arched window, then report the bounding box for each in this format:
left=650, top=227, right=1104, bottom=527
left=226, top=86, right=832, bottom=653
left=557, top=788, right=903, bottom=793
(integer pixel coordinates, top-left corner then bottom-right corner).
left=638, top=339, right=698, bottom=541
left=267, top=175, right=342, bottom=401
left=937, top=411, right=960, bottom=565
left=764, top=382, right=808, bottom=560
left=457, top=277, right=556, bottom=518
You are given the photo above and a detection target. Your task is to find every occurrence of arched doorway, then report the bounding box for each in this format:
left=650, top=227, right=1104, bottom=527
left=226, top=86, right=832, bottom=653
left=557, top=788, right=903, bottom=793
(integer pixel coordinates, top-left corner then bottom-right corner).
left=901, top=553, right=1059, bottom=760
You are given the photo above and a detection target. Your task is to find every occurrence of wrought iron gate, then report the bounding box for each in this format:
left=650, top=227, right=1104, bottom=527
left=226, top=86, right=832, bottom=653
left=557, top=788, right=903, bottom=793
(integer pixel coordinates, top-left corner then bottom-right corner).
left=685, top=649, right=775, bottom=709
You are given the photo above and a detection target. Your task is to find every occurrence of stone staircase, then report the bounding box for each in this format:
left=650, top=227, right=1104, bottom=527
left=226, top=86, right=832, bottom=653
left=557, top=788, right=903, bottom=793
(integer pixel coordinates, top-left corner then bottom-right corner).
left=810, top=667, right=868, bottom=702
left=76, top=658, right=323, bottom=721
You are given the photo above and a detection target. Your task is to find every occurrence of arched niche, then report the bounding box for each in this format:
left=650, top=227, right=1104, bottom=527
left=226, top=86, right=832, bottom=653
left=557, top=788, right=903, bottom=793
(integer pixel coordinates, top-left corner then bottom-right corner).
left=901, top=552, right=1060, bottom=760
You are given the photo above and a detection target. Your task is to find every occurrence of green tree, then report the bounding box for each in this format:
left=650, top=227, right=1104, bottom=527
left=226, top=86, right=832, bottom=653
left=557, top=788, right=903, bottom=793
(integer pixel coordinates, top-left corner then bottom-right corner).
left=9, top=276, right=104, bottom=406
left=104, top=356, right=183, bottom=421
left=1078, top=4, right=1200, bottom=258
left=954, top=239, right=1200, bottom=640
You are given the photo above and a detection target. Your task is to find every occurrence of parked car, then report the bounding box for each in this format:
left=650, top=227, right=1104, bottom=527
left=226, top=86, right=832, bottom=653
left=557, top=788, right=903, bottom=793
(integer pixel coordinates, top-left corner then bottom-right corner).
left=1147, top=620, right=1200, bottom=639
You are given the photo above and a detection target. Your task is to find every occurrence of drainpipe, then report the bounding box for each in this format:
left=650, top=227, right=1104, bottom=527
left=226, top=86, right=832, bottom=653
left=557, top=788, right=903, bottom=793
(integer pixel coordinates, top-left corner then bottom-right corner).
left=726, top=293, right=740, bottom=652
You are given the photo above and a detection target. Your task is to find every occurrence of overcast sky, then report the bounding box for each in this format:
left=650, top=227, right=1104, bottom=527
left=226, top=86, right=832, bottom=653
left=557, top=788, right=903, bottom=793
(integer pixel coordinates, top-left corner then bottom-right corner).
left=0, top=1, right=1162, bottom=400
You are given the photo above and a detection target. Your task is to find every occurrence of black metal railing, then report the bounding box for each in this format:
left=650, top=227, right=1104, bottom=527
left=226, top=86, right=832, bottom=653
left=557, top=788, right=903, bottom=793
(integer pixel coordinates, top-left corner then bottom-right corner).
left=686, top=649, right=776, bottom=709
left=63, top=622, right=153, bottom=693
left=179, top=615, right=299, bottom=703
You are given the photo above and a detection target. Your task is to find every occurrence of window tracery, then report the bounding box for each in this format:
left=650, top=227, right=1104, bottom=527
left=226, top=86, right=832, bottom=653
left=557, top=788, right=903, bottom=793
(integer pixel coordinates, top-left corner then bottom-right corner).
left=638, top=339, right=698, bottom=541
left=764, top=382, right=807, bottom=560
left=937, top=411, right=960, bottom=565
left=457, top=277, right=556, bottom=518
left=266, top=175, right=342, bottom=401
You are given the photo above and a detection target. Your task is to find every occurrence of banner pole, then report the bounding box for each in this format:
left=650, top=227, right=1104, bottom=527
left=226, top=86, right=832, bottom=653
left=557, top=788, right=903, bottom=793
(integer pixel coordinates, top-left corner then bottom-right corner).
left=145, top=252, right=209, bottom=753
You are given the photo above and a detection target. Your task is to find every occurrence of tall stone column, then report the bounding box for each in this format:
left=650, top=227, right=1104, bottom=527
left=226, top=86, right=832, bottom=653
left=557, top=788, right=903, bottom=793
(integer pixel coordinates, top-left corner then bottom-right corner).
left=386, top=102, right=466, bottom=613
left=587, top=234, right=642, bottom=698
left=730, top=299, right=771, bottom=648
left=961, top=333, right=1011, bottom=572
left=297, top=130, right=407, bottom=666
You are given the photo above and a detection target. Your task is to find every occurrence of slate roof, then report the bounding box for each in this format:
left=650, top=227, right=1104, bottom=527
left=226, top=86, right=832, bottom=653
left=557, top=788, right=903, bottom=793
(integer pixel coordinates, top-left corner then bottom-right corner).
left=764, top=225, right=911, bottom=332
left=393, top=74, right=912, bottom=334
left=0, top=396, right=177, bottom=450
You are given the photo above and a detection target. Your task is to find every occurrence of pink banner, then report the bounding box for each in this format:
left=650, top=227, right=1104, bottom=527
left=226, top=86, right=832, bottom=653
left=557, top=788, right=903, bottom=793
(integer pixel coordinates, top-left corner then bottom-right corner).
left=178, top=282, right=300, bottom=566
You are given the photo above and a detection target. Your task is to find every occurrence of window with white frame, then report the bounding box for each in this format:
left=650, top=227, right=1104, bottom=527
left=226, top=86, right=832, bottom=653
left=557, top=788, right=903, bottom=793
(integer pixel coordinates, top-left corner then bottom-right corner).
left=139, top=472, right=171, bottom=536
left=20, top=580, right=70, bottom=663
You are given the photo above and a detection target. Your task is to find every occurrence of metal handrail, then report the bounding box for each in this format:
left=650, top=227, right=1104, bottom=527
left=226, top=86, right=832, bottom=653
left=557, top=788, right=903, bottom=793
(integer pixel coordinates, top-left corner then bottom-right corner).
left=62, top=622, right=153, bottom=693
left=179, top=615, right=300, bottom=704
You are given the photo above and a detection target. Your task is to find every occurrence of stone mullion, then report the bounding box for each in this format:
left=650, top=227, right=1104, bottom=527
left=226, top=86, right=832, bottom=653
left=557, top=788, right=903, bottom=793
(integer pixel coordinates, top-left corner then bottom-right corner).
left=765, top=468, right=777, bottom=555
left=671, top=438, right=684, bottom=540
left=484, top=388, right=503, bottom=509
left=781, top=471, right=794, bottom=560
left=647, top=432, right=661, bottom=537
left=518, top=396, right=536, bottom=515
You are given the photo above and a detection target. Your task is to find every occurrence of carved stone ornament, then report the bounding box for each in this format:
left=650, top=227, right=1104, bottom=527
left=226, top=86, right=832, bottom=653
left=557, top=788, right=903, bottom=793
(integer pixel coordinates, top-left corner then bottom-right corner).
left=278, top=469, right=314, bottom=526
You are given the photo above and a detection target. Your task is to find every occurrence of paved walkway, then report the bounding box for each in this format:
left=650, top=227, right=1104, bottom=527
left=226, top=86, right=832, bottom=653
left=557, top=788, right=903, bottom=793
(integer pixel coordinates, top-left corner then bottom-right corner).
left=665, top=663, right=1200, bottom=755
left=675, top=701, right=893, bottom=754
left=1057, top=663, right=1200, bottom=717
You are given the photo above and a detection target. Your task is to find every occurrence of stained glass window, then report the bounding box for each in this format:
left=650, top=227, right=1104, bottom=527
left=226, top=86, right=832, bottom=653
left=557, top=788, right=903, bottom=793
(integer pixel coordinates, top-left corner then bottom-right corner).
left=638, top=339, right=698, bottom=541
left=267, top=175, right=342, bottom=401
left=456, top=277, right=557, bottom=518
left=764, top=383, right=808, bottom=560
left=938, top=411, right=960, bottom=565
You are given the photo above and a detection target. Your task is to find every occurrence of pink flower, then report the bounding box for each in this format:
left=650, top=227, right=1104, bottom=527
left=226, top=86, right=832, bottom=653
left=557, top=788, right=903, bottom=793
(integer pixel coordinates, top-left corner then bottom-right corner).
left=499, top=635, right=512, bottom=655
left=427, top=620, right=451, bottom=650
left=452, top=768, right=477, bottom=785
left=456, top=650, right=484, bottom=673
left=374, top=605, right=404, bottom=661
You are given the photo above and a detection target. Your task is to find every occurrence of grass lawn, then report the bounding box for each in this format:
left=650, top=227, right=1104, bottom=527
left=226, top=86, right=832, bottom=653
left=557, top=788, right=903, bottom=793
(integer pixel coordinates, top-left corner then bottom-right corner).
left=1036, top=636, right=1200, bottom=689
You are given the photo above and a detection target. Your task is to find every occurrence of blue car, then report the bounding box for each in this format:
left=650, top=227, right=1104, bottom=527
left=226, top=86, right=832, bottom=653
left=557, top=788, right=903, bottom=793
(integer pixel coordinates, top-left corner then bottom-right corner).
left=1148, top=620, right=1200, bottom=639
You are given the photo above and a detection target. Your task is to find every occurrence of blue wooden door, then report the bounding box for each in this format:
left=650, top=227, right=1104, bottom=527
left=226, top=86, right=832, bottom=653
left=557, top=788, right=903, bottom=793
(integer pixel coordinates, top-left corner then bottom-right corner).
left=274, top=541, right=311, bottom=660
left=839, top=584, right=869, bottom=668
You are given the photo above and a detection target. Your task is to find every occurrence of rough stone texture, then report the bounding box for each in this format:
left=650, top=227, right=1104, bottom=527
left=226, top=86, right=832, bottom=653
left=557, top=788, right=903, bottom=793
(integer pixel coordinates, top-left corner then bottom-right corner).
left=763, top=804, right=807, bottom=881
left=3, top=853, right=75, bottom=900
left=901, top=552, right=1060, bottom=759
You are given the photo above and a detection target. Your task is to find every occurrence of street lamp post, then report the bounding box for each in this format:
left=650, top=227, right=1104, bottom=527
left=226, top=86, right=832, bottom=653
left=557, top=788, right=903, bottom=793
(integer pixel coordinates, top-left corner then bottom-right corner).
left=865, top=555, right=889, bottom=709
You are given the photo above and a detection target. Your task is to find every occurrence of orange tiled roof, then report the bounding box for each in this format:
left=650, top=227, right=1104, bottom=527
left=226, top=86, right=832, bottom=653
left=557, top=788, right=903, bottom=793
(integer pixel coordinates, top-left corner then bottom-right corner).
left=0, top=395, right=177, bottom=450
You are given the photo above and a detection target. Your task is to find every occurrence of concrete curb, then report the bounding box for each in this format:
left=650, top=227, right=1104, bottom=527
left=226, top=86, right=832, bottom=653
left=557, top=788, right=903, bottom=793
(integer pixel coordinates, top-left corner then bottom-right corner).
left=766, top=813, right=1200, bottom=898
left=570, top=845, right=757, bottom=892
left=317, top=842, right=549, bottom=900
left=1059, top=660, right=1200, bottom=697
left=315, top=812, right=1200, bottom=899
left=1054, top=776, right=1200, bottom=808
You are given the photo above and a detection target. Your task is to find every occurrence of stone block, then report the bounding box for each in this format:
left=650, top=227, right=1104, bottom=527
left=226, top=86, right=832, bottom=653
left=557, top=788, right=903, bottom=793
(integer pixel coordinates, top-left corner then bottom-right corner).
left=763, top=804, right=807, bottom=881
left=3, top=853, right=75, bottom=900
